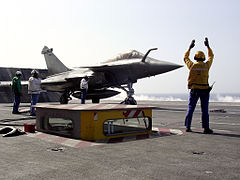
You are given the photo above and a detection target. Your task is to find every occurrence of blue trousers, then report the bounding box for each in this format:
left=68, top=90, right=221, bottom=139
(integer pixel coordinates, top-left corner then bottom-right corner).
left=13, top=94, right=21, bottom=113
left=30, top=94, right=39, bottom=115
left=81, top=89, right=87, bottom=104
left=185, top=89, right=210, bottom=129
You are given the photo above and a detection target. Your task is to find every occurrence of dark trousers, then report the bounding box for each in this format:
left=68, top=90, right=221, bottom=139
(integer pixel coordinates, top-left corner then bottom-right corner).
left=81, top=89, right=87, bottom=104
left=185, top=89, right=210, bottom=129
left=13, top=94, right=21, bottom=113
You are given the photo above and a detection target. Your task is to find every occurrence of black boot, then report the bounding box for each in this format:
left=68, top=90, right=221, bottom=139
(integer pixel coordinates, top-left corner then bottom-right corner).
left=203, top=128, right=213, bottom=134
left=12, top=111, right=21, bottom=114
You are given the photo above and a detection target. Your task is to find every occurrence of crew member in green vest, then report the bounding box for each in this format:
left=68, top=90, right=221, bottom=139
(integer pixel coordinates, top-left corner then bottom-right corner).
left=12, top=71, right=22, bottom=114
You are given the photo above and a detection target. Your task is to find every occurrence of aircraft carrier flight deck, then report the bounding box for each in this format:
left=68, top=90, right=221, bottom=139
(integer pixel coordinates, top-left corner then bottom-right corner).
left=0, top=100, right=239, bottom=179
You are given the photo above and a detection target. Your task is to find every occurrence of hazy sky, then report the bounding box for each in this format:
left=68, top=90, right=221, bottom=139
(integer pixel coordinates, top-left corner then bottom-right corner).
left=1, top=0, right=239, bottom=94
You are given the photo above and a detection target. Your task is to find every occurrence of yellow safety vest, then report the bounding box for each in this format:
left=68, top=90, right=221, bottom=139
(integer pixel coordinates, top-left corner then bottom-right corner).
left=188, top=62, right=209, bottom=89
left=184, top=48, right=214, bottom=89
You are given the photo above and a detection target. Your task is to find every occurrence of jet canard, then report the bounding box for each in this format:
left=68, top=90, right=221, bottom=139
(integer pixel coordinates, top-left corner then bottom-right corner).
left=41, top=46, right=182, bottom=104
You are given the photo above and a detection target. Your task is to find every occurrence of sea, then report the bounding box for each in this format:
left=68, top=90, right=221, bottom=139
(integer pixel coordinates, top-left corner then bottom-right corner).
left=111, top=92, right=240, bottom=103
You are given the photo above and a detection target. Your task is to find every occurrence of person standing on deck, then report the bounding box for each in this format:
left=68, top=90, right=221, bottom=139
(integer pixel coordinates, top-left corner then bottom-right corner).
left=184, top=37, right=214, bottom=134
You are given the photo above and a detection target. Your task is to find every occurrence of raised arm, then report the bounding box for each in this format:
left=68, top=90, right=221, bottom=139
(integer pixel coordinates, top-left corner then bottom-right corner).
left=184, top=40, right=195, bottom=69
left=204, top=37, right=214, bottom=68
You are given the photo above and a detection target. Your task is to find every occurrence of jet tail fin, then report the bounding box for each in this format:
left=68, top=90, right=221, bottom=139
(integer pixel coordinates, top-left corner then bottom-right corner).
left=41, top=46, right=69, bottom=75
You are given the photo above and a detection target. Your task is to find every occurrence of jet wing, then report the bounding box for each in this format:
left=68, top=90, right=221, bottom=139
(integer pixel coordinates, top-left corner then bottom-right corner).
left=84, top=65, right=123, bottom=72
left=0, top=81, right=12, bottom=86
left=81, top=60, right=142, bottom=73
left=64, top=70, right=94, bottom=81
left=0, top=81, right=29, bottom=87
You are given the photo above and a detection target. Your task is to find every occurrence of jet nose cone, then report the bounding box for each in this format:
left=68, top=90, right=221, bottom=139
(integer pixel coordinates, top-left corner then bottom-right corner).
left=147, top=59, right=183, bottom=76
left=166, top=62, right=183, bottom=71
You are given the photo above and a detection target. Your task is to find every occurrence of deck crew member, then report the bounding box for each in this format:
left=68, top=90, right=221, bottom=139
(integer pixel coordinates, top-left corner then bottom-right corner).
left=80, top=76, right=88, bottom=104
left=184, top=37, right=214, bottom=134
left=28, top=70, right=41, bottom=116
left=12, top=71, right=22, bottom=114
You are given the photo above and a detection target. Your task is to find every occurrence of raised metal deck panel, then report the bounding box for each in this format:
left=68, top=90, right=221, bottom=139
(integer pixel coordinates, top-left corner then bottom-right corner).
left=34, top=103, right=156, bottom=111
left=0, top=67, right=61, bottom=103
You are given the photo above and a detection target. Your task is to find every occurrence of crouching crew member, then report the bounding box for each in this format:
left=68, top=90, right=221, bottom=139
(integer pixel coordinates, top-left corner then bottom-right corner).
left=80, top=76, right=88, bottom=104
left=28, top=70, right=41, bottom=116
left=12, top=71, right=22, bottom=114
left=184, top=37, right=214, bottom=134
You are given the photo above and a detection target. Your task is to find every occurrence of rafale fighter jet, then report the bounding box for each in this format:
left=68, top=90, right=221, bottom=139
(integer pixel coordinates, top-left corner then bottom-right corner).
left=41, top=46, right=182, bottom=104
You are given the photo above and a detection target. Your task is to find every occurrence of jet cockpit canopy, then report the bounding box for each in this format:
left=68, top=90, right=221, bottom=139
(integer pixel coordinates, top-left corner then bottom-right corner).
left=104, top=50, right=144, bottom=63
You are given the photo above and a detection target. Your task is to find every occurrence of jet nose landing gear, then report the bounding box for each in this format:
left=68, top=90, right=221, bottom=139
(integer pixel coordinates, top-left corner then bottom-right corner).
left=120, top=82, right=137, bottom=105
left=121, top=96, right=137, bottom=105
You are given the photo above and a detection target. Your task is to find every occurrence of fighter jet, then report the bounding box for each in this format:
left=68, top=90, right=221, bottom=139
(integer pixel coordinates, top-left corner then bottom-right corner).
left=41, top=46, right=182, bottom=104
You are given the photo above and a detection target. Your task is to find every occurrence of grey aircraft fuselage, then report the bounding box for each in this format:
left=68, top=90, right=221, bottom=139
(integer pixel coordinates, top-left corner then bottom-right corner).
left=41, top=47, right=182, bottom=104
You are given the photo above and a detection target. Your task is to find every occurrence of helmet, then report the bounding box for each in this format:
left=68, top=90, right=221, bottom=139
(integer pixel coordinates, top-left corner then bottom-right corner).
left=194, top=51, right=205, bottom=61
left=31, top=69, right=39, bottom=75
left=84, top=75, right=88, bottom=80
left=15, top=71, right=22, bottom=76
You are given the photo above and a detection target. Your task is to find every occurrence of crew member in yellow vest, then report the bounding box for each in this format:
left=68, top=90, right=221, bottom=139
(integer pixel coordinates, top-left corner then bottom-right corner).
left=184, top=37, right=214, bottom=134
